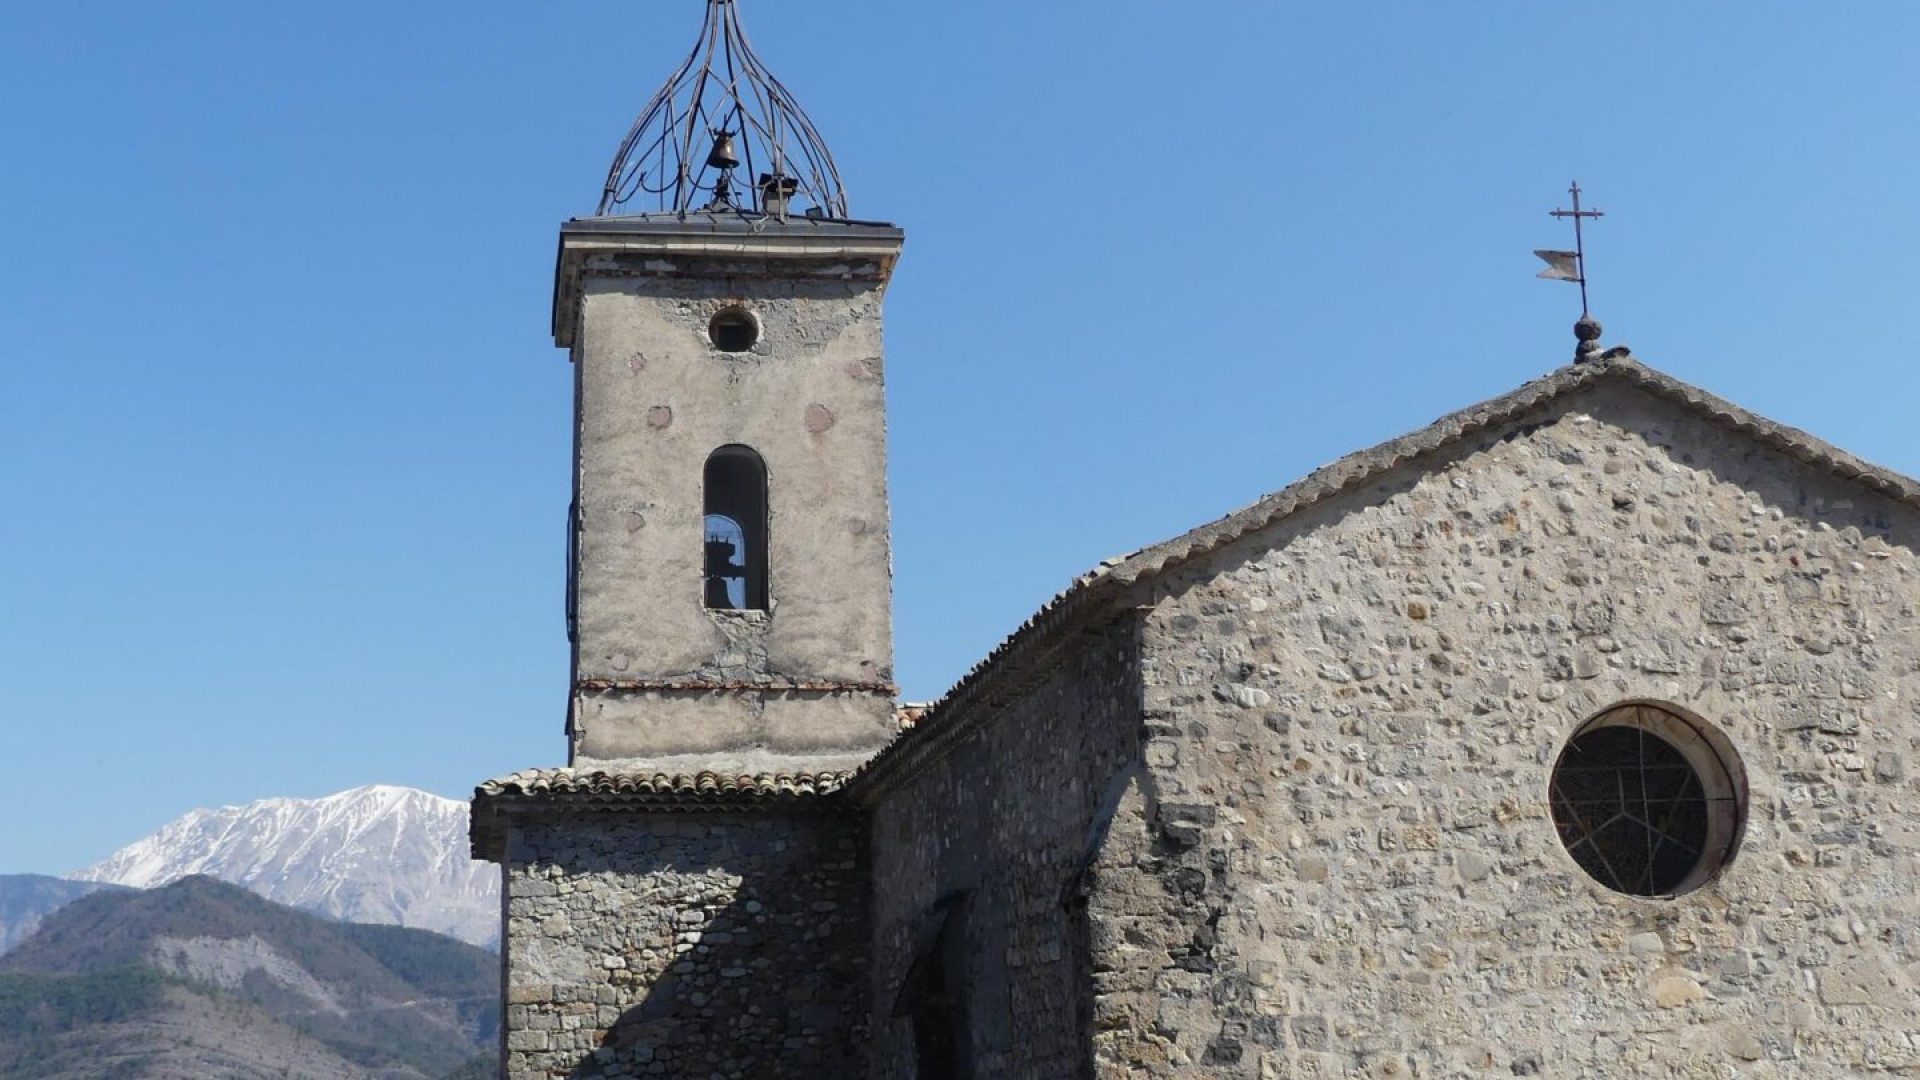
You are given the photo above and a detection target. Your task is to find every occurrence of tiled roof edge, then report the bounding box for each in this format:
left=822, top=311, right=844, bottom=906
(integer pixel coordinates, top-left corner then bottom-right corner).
left=469, top=768, right=853, bottom=861
left=847, top=353, right=1920, bottom=798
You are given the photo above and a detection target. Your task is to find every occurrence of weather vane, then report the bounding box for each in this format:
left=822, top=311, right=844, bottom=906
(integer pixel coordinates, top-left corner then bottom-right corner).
left=1536, top=181, right=1606, bottom=362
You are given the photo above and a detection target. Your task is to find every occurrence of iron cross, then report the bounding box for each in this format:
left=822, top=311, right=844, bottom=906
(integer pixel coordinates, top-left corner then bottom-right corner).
left=1548, top=182, right=1605, bottom=316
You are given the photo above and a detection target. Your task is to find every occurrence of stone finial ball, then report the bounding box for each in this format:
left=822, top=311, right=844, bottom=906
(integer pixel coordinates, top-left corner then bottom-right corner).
left=1574, top=314, right=1604, bottom=343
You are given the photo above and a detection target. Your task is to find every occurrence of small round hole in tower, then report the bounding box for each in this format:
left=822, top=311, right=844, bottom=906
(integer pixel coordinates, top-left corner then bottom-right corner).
left=709, top=307, right=760, bottom=353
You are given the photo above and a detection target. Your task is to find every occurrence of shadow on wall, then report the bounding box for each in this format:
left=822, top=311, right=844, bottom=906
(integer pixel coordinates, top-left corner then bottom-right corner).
left=863, top=873, right=1104, bottom=1078
left=517, top=817, right=868, bottom=1080
left=566, top=895, right=851, bottom=1078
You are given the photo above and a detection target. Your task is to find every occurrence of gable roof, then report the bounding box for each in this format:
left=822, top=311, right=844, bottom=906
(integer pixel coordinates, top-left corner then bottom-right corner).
left=847, top=352, right=1920, bottom=794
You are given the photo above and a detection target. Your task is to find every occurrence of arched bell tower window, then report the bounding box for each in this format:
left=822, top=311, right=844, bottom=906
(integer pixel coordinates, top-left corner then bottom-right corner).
left=703, top=445, right=768, bottom=611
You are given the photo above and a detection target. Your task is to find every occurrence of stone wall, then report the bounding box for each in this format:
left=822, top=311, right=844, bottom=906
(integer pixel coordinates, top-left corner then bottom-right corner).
left=500, top=812, right=868, bottom=1079
left=862, top=621, right=1144, bottom=1078
left=1099, top=381, right=1920, bottom=1076
left=568, top=257, right=901, bottom=772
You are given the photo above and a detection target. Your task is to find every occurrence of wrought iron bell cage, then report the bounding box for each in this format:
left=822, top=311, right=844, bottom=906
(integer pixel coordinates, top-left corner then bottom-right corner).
left=597, top=0, right=850, bottom=219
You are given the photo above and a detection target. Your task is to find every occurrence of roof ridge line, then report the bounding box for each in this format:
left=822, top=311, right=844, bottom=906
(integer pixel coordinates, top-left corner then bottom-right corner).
left=848, top=353, right=1920, bottom=793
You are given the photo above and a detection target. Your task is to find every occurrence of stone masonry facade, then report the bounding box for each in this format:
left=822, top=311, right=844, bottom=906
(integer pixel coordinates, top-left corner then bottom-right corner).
left=500, top=812, right=867, bottom=1078
left=861, top=621, right=1143, bottom=1075
left=559, top=223, right=905, bottom=775
left=480, top=359, right=1920, bottom=1078
left=1097, top=379, right=1920, bottom=1076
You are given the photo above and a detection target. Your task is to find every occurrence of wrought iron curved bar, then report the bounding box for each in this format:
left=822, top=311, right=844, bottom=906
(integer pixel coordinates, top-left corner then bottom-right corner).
left=597, top=0, right=849, bottom=219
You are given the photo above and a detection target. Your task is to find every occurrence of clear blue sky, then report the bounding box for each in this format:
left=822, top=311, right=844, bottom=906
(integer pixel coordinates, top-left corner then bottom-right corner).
left=4, top=2, right=1917, bottom=874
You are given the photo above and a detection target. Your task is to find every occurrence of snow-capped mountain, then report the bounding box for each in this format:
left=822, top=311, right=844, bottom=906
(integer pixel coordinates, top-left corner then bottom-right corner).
left=71, top=784, right=499, bottom=948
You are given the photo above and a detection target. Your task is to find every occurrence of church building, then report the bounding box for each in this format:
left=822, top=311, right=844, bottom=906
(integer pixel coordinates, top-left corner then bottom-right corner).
left=472, top=3, right=1920, bottom=1076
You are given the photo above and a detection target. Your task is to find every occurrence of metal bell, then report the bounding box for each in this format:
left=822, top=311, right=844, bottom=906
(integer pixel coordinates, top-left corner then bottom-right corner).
left=706, top=131, right=740, bottom=171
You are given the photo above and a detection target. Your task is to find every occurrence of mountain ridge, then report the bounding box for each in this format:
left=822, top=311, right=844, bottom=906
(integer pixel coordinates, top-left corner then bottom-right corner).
left=73, top=784, right=498, bottom=948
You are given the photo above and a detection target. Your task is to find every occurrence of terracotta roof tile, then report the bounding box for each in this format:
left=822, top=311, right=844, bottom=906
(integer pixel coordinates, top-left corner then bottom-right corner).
left=470, top=768, right=851, bottom=859
left=478, top=768, right=849, bottom=800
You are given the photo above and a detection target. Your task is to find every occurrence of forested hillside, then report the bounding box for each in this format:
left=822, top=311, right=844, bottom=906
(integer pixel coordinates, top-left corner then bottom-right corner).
left=0, top=876, right=495, bottom=1079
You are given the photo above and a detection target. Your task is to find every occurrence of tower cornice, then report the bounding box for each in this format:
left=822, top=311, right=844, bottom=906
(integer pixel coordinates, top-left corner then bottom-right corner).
left=552, top=214, right=905, bottom=348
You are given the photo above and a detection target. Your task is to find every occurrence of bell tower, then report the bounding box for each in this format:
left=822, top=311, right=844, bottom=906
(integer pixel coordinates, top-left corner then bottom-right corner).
left=552, top=0, right=904, bottom=775
left=475, top=7, right=901, bottom=1076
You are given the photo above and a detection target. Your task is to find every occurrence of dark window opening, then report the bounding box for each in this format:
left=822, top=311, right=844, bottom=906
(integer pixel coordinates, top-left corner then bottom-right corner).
left=703, top=445, right=768, bottom=610
left=894, top=894, right=973, bottom=1080
left=910, top=976, right=961, bottom=1080
left=709, top=306, right=759, bottom=353
left=1549, top=703, right=1744, bottom=897
left=564, top=499, right=578, bottom=642
left=1552, top=727, right=1703, bottom=895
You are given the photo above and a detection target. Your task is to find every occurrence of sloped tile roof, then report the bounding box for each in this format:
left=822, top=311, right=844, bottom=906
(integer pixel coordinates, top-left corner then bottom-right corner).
left=846, top=353, right=1920, bottom=795
left=478, top=768, right=850, bottom=800
left=470, top=768, right=852, bottom=858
